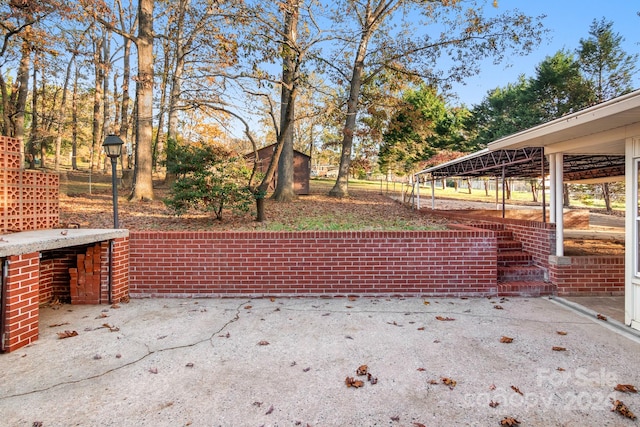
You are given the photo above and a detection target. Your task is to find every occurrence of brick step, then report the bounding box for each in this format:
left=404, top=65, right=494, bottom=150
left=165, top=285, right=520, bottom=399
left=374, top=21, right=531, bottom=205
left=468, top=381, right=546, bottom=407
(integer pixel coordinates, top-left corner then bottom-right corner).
left=498, top=281, right=555, bottom=297
left=470, top=223, right=505, bottom=231
left=498, top=251, right=533, bottom=266
left=495, top=230, right=514, bottom=240
left=497, top=240, right=523, bottom=252
left=498, top=265, right=545, bottom=282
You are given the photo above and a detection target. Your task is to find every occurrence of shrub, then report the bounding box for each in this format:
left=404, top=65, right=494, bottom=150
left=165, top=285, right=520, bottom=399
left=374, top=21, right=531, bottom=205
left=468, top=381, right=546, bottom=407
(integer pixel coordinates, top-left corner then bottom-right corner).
left=164, top=141, right=253, bottom=220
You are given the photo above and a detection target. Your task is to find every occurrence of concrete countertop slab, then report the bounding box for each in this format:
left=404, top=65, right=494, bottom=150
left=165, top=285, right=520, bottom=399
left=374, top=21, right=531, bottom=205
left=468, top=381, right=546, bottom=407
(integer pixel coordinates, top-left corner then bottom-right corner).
left=0, top=228, right=129, bottom=257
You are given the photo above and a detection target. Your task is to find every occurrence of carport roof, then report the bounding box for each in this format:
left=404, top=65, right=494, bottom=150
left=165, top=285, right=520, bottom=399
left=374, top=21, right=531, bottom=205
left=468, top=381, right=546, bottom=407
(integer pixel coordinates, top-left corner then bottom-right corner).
left=416, top=90, right=640, bottom=181
left=417, top=147, right=625, bottom=181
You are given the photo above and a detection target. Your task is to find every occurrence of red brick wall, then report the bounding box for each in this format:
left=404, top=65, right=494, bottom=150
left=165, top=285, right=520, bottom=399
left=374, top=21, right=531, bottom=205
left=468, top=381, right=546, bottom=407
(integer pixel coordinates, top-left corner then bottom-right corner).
left=0, top=136, right=59, bottom=233
left=425, top=210, right=555, bottom=269
left=502, top=219, right=555, bottom=269
left=550, top=255, right=624, bottom=296
left=102, top=237, right=130, bottom=303
left=39, top=259, right=54, bottom=304
left=129, top=231, right=497, bottom=298
left=3, top=252, right=40, bottom=352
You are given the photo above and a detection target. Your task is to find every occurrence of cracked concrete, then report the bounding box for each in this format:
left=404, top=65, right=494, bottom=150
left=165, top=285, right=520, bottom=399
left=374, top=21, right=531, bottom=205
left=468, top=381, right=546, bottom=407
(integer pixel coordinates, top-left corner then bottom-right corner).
left=1, top=297, right=639, bottom=426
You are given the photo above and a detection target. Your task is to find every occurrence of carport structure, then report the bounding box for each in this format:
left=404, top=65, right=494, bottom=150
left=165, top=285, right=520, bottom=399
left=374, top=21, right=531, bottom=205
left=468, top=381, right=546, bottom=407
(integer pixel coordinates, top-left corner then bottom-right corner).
left=414, top=90, right=640, bottom=331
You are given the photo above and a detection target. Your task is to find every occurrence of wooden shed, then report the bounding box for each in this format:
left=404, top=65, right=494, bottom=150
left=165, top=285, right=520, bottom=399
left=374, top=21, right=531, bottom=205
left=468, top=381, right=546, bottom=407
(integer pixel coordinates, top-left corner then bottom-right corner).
left=245, top=144, right=311, bottom=195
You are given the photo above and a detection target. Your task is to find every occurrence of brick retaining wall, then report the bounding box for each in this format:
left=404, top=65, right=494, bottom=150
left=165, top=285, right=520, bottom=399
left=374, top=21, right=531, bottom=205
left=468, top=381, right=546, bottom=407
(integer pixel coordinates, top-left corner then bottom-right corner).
left=129, top=230, right=498, bottom=298
left=550, top=255, right=625, bottom=296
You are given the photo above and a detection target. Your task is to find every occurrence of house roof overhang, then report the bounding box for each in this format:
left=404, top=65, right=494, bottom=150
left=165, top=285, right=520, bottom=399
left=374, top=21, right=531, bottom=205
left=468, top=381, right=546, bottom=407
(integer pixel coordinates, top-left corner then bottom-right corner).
left=416, top=90, right=640, bottom=181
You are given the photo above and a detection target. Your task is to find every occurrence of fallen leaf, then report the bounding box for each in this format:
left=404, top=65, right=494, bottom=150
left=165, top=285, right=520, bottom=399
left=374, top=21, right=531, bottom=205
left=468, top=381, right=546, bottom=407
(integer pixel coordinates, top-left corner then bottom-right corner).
left=93, top=354, right=102, bottom=360
left=494, top=305, right=503, bottom=310
left=252, top=402, right=263, bottom=407
left=500, top=417, right=520, bottom=426
left=185, top=362, right=194, bottom=368
left=423, top=301, right=430, bottom=305
left=349, top=296, right=357, bottom=301
left=49, top=322, right=70, bottom=327
left=345, top=377, right=364, bottom=388
left=303, top=367, right=311, bottom=372
left=556, top=330, right=567, bottom=335
left=417, top=368, right=426, bottom=372
left=413, top=423, right=426, bottom=427
left=269, top=297, right=276, bottom=302
left=417, top=326, right=425, bottom=331
left=428, top=379, right=439, bottom=384
left=265, top=405, right=274, bottom=415
left=356, top=365, right=368, bottom=376
left=489, top=384, right=496, bottom=390
left=441, top=377, right=457, bottom=388
left=552, top=346, right=567, bottom=352
left=557, top=367, right=565, bottom=371
left=390, top=415, right=400, bottom=421
left=387, top=321, right=403, bottom=327
left=103, top=323, right=119, bottom=332
left=500, top=336, right=514, bottom=343
left=149, top=367, right=158, bottom=374
left=32, top=422, right=43, bottom=427
left=435, top=316, right=455, bottom=321
left=489, top=400, right=500, bottom=408
left=218, top=332, right=230, bottom=338
left=611, top=399, right=636, bottom=419
left=257, top=340, right=270, bottom=346
left=615, top=384, right=638, bottom=393
left=597, top=313, right=608, bottom=321
left=244, top=305, right=252, bottom=309
left=346, top=305, right=353, bottom=309
left=57, top=330, right=78, bottom=339
left=157, top=335, right=167, bottom=340
left=511, top=385, right=523, bottom=395
left=367, top=373, right=378, bottom=384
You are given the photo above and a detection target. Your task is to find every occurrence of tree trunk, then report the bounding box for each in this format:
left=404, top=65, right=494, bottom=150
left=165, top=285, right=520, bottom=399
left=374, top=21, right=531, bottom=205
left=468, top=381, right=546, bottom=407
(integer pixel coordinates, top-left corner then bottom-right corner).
left=27, top=59, right=38, bottom=169
left=71, top=62, right=79, bottom=170
left=272, top=0, right=299, bottom=202
left=54, top=51, right=74, bottom=171
left=563, top=183, right=570, bottom=207
left=119, top=37, right=132, bottom=164
left=255, top=196, right=265, bottom=222
left=91, top=34, right=103, bottom=172
left=130, top=0, right=155, bottom=201
left=602, top=182, right=612, bottom=212
left=329, top=27, right=372, bottom=198
left=15, top=39, right=31, bottom=165
left=530, top=180, right=538, bottom=202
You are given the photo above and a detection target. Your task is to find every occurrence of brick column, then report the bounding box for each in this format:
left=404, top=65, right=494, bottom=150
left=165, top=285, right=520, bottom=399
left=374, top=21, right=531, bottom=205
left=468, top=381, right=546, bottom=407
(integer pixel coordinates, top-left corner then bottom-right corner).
left=3, top=252, right=40, bottom=352
left=100, top=237, right=130, bottom=303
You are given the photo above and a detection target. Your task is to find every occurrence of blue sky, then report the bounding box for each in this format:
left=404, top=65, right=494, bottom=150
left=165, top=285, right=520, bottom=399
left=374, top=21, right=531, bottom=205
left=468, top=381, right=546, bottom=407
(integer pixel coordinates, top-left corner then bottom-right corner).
left=451, top=0, right=640, bottom=106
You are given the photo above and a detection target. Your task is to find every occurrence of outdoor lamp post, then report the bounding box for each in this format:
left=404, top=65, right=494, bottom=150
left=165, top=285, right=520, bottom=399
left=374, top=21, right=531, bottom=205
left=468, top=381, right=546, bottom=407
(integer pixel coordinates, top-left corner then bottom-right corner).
left=103, top=135, right=124, bottom=228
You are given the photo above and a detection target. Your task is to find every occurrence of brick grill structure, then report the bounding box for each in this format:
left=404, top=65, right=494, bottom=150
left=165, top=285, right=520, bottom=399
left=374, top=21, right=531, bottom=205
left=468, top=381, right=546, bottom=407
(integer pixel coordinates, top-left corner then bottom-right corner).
left=0, top=135, right=129, bottom=353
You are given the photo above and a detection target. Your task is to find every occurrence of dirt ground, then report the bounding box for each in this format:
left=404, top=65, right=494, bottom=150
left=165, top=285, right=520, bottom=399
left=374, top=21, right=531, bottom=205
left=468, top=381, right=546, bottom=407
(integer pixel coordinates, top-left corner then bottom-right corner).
left=58, top=171, right=624, bottom=256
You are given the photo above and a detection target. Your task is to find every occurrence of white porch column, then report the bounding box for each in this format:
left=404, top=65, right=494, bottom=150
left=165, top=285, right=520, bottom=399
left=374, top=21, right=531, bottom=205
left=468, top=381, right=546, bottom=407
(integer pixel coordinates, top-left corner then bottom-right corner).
left=554, top=154, right=564, bottom=256
left=415, top=175, right=420, bottom=210
left=431, top=177, right=435, bottom=210
left=549, top=153, right=556, bottom=223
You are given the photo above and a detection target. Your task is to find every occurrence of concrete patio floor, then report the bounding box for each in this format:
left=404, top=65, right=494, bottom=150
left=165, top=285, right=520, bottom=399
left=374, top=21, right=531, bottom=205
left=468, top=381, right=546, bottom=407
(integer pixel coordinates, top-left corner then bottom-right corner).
left=1, top=296, right=639, bottom=426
